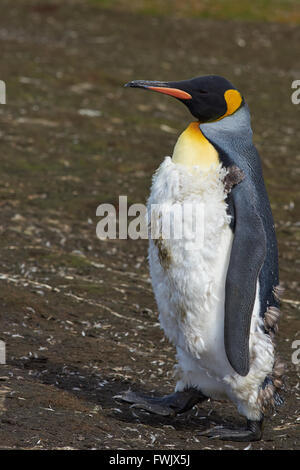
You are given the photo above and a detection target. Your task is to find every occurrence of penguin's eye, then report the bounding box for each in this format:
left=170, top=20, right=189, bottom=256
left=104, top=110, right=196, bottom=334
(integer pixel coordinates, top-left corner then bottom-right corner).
left=198, top=90, right=209, bottom=94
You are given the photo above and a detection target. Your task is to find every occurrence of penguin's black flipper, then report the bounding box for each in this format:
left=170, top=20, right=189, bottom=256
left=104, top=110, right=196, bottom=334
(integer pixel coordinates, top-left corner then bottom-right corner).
left=114, top=388, right=206, bottom=416
left=224, top=189, right=267, bottom=376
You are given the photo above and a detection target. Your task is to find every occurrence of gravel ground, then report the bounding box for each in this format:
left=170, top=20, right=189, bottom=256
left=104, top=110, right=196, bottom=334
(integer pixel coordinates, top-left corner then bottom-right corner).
left=0, top=0, right=299, bottom=450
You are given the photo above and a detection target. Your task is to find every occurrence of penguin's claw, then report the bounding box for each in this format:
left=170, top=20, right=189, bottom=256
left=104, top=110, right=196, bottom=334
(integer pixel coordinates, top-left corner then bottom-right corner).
left=199, top=420, right=263, bottom=442
left=114, top=388, right=206, bottom=417
left=114, top=390, right=176, bottom=416
left=130, top=401, right=176, bottom=417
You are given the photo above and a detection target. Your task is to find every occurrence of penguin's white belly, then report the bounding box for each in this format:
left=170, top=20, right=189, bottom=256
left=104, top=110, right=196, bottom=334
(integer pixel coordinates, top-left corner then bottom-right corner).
left=147, top=158, right=274, bottom=417
left=148, top=157, right=233, bottom=393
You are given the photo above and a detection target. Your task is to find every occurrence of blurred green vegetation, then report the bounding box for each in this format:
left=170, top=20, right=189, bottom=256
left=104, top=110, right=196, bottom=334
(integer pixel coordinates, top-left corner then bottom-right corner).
left=92, top=0, right=300, bottom=23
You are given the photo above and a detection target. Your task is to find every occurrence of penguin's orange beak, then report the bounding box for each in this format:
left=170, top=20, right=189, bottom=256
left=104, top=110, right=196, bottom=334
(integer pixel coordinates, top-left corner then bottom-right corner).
left=146, top=86, right=192, bottom=100
left=124, top=80, right=192, bottom=100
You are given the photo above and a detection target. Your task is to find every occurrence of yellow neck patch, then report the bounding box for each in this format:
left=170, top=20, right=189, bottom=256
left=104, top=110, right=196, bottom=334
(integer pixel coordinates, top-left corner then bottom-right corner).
left=171, top=90, right=242, bottom=168
left=172, top=122, right=219, bottom=169
left=218, top=89, right=243, bottom=120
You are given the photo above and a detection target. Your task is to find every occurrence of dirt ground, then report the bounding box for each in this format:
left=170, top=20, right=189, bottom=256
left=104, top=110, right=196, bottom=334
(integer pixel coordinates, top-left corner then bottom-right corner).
left=0, top=0, right=299, bottom=450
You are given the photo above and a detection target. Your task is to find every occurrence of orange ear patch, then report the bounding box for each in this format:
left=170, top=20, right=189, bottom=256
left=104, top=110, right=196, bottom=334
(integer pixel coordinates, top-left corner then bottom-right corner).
left=214, top=89, right=242, bottom=121
left=221, top=89, right=243, bottom=119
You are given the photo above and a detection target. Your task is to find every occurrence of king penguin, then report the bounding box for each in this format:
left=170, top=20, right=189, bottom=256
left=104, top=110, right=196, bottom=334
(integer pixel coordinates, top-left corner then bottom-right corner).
left=117, top=75, right=285, bottom=441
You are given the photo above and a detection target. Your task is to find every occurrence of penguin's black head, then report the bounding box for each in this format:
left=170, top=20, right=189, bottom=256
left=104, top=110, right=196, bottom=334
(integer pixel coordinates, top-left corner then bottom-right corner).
left=124, top=75, right=244, bottom=123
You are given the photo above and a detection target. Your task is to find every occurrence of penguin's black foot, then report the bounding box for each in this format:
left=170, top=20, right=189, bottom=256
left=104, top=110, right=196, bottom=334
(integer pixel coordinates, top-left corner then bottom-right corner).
left=114, top=388, right=206, bottom=417
left=199, top=419, right=263, bottom=442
